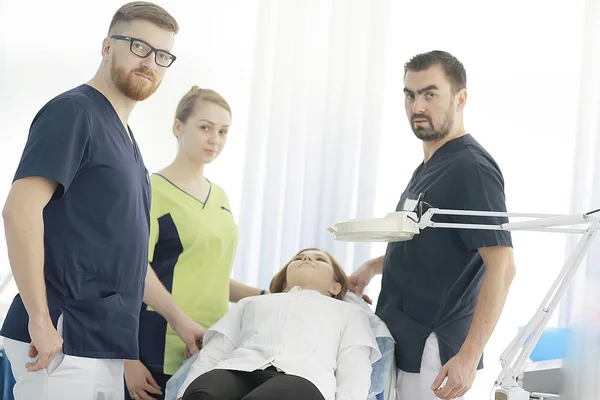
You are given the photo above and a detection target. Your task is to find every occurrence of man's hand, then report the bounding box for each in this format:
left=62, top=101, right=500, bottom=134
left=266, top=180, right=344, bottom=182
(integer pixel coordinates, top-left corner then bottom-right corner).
left=124, top=360, right=162, bottom=400
left=431, top=245, right=515, bottom=399
left=172, top=314, right=206, bottom=357
left=144, top=265, right=205, bottom=357
left=348, top=261, right=376, bottom=304
left=431, top=352, right=478, bottom=399
left=26, top=316, right=63, bottom=372
left=4, top=177, right=61, bottom=373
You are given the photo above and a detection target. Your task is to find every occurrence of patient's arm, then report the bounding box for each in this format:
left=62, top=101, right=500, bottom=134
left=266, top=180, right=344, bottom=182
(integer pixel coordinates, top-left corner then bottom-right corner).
left=335, top=345, right=372, bottom=400
left=335, top=308, right=379, bottom=400
left=176, top=333, right=236, bottom=399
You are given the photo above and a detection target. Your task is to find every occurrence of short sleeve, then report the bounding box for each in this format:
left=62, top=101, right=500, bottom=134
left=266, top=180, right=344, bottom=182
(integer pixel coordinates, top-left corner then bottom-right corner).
left=446, top=160, right=513, bottom=251
left=14, top=98, right=91, bottom=198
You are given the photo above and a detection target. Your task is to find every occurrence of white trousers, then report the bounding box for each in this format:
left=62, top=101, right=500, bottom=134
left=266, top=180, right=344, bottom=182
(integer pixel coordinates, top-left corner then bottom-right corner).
left=3, top=315, right=125, bottom=400
left=396, top=333, right=467, bottom=400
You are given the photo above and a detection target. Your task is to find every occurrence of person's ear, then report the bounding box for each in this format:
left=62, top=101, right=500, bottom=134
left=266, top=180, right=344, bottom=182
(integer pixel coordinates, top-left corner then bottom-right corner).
left=173, top=119, right=182, bottom=139
left=456, top=88, right=467, bottom=112
left=329, top=282, right=342, bottom=297
left=101, top=38, right=112, bottom=60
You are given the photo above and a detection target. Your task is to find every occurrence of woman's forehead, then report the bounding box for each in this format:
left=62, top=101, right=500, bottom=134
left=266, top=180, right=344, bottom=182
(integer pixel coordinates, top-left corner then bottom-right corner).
left=298, top=250, right=328, bottom=259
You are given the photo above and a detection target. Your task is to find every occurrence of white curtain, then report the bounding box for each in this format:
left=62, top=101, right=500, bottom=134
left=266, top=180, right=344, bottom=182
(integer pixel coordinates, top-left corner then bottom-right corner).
left=562, top=0, right=600, bottom=396
left=232, top=0, right=390, bottom=288
left=1, top=3, right=596, bottom=398
left=0, top=2, right=13, bottom=312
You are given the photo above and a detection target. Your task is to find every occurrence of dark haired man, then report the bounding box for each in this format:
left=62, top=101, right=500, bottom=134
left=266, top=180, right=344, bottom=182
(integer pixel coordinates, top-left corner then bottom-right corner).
left=349, top=51, right=516, bottom=399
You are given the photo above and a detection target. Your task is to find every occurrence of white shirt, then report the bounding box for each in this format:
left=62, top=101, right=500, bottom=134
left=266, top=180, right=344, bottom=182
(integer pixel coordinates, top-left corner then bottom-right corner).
left=177, top=287, right=381, bottom=400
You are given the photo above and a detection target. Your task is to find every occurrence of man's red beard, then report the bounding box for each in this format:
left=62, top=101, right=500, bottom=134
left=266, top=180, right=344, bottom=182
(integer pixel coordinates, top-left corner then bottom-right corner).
left=111, top=62, right=161, bottom=101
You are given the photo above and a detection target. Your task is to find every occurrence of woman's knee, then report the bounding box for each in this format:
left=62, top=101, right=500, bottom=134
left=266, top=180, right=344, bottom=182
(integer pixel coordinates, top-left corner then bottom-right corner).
left=182, top=387, right=218, bottom=400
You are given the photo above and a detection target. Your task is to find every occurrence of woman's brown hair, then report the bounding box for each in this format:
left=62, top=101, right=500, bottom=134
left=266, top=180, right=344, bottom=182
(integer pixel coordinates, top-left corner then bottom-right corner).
left=269, top=248, right=348, bottom=300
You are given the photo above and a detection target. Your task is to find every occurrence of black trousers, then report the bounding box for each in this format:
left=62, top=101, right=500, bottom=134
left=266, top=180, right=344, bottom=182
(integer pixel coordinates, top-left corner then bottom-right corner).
left=182, top=367, right=325, bottom=400
left=124, top=370, right=172, bottom=400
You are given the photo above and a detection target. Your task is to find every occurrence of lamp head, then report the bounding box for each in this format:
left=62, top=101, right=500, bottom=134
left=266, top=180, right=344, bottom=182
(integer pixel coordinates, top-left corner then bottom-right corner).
left=328, top=212, right=420, bottom=242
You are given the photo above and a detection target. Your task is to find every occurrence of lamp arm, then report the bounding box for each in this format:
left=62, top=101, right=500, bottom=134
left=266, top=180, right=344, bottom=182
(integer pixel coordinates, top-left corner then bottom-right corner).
left=417, top=209, right=600, bottom=392
left=495, top=222, right=599, bottom=389
left=418, top=208, right=591, bottom=230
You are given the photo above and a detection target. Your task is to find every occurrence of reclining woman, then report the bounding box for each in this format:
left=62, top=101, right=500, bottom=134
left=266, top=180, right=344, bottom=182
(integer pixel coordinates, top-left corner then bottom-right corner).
left=175, top=248, right=381, bottom=400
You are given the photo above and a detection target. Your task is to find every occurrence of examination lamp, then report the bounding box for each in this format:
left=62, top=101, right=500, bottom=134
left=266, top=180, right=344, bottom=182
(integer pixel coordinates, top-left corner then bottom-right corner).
left=328, top=207, right=600, bottom=400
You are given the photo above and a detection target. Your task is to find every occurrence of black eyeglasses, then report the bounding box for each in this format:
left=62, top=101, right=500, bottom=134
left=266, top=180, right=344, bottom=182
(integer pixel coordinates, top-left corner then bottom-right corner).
left=110, top=35, right=176, bottom=67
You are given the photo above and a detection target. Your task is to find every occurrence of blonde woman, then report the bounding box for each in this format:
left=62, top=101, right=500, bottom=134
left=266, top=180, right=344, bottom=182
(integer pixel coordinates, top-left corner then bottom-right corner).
left=125, top=87, right=263, bottom=400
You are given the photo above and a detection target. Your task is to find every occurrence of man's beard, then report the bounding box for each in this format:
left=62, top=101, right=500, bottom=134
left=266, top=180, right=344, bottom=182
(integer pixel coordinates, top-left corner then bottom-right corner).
left=111, top=61, right=161, bottom=101
left=411, top=106, right=454, bottom=142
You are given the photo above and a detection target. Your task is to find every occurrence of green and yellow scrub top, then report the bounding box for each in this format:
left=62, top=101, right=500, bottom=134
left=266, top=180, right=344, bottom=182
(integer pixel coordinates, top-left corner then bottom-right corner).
left=139, top=173, right=238, bottom=375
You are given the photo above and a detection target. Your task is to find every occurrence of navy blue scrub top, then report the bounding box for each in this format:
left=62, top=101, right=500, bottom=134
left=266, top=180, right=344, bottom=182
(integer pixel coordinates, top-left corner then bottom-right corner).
left=375, top=134, right=513, bottom=373
left=0, top=84, right=150, bottom=360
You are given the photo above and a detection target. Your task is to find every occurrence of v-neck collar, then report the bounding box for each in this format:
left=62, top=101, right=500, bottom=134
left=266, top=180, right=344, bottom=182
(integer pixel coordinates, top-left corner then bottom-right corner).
left=154, top=173, right=212, bottom=208
left=83, top=84, right=140, bottom=161
left=424, top=134, right=472, bottom=164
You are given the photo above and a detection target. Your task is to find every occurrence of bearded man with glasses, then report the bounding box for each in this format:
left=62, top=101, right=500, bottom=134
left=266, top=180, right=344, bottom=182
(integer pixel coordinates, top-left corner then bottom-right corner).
left=0, top=2, right=205, bottom=399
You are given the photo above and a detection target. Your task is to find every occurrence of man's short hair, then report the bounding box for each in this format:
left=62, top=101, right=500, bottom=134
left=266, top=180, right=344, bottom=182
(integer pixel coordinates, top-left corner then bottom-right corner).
left=404, top=50, right=466, bottom=93
left=108, top=1, right=179, bottom=35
